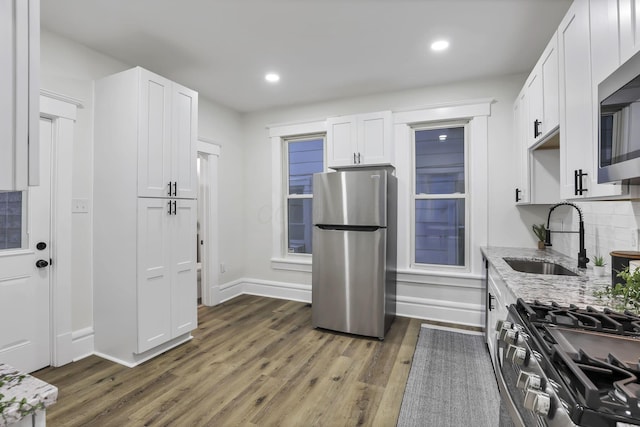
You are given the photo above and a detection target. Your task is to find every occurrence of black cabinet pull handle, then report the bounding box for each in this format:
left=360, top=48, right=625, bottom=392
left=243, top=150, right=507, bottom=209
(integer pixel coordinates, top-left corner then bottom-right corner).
left=167, top=182, right=172, bottom=196
left=173, top=200, right=177, bottom=215
left=353, top=153, right=356, bottom=164
left=488, top=293, right=495, bottom=311
left=357, top=152, right=361, bottom=164
left=167, top=201, right=172, bottom=215
left=173, top=181, right=177, bottom=197
left=515, top=188, right=521, bottom=202
left=534, top=119, right=542, bottom=138
left=574, top=169, right=588, bottom=195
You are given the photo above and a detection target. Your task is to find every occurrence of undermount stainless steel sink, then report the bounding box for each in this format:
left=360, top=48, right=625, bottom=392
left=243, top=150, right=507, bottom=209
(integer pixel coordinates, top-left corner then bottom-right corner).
left=503, top=258, right=578, bottom=276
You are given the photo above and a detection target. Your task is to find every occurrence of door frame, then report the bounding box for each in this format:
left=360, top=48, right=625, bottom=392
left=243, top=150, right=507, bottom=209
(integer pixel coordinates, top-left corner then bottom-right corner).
left=197, top=138, right=220, bottom=306
left=40, top=89, right=82, bottom=367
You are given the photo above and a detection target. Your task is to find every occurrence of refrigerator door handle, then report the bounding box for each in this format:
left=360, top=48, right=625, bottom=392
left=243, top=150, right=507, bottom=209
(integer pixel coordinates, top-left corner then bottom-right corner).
left=315, top=224, right=381, bottom=232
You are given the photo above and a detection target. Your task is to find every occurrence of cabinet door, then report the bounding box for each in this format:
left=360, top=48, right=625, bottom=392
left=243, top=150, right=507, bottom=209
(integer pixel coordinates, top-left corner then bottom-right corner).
left=619, top=0, right=640, bottom=64
left=137, top=70, right=172, bottom=198
left=172, top=84, right=198, bottom=199
left=137, top=198, right=172, bottom=353
left=541, top=34, right=559, bottom=135
left=358, top=111, right=393, bottom=165
left=526, top=72, right=543, bottom=147
left=327, top=116, right=357, bottom=168
left=170, top=199, right=197, bottom=338
left=0, top=0, right=38, bottom=191
left=591, top=0, right=620, bottom=85
left=514, top=92, right=531, bottom=204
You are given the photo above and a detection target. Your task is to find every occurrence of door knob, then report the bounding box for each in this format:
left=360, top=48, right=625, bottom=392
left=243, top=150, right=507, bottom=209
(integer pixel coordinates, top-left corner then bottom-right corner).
left=36, top=259, right=49, bottom=268
left=36, top=242, right=47, bottom=250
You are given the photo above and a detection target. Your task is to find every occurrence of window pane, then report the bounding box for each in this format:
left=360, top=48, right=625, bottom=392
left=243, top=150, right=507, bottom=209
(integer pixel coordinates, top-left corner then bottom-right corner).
left=415, top=127, right=464, bottom=194
left=288, top=199, right=313, bottom=254
left=415, top=199, right=464, bottom=266
left=0, top=191, right=23, bottom=250
left=288, top=138, right=324, bottom=195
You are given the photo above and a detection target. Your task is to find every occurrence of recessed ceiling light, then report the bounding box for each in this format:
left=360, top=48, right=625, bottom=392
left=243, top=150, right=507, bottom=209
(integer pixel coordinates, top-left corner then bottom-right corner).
left=431, top=40, right=450, bottom=52
left=265, top=73, right=280, bottom=83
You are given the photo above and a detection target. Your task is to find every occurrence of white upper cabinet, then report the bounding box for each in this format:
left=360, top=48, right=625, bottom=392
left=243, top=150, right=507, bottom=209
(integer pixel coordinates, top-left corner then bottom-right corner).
left=558, top=0, right=626, bottom=199
left=0, top=0, right=39, bottom=190
left=137, top=69, right=198, bottom=199
left=619, top=0, right=640, bottom=64
left=525, top=32, right=559, bottom=147
left=327, top=111, right=393, bottom=168
left=513, top=90, right=531, bottom=204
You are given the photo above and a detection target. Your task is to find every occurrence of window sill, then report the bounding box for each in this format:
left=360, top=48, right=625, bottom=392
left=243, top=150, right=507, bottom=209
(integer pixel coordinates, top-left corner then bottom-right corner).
left=271, top=257, right=312, bottom=273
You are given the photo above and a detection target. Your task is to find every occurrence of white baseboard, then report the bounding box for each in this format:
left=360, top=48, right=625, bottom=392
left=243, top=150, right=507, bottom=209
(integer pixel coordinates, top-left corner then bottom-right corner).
left=71, top=327, right=94, bottom=362
left=397, top=295, right=484, bottom=328
left=219, top=278, right=484, bottom=328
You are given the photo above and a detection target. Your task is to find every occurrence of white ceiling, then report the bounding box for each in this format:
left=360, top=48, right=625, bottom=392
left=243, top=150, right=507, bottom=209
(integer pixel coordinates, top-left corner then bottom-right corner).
left=41, top=0, right=573, bottom=113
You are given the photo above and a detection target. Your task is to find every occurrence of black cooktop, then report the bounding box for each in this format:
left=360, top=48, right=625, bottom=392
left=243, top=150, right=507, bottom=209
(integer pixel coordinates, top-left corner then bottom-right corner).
left=514, top=299, right=640, bottom=426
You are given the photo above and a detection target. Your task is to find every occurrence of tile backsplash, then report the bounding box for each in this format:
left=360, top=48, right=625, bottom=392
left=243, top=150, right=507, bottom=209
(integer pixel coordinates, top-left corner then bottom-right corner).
left=547, top=200, right=640, bottom=274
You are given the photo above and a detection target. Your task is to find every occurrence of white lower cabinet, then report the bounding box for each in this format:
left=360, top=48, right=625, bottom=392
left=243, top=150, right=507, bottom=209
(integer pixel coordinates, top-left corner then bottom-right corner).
left=137, top=198, right=197, bottom=354
left=486, top=264, right=515, bottom=369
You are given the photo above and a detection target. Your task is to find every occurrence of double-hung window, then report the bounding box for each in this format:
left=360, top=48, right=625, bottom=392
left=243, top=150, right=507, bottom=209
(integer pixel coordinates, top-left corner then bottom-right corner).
left=413, top=123, right=468, bottom=267
left=285, top=135, right=324, bottom=255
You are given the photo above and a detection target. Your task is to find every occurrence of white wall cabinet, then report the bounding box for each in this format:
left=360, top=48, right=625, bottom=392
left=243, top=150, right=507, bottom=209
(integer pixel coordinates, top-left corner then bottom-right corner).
left=327, top=111, right=393, bottom=168
left=137, top=71, right=198, bottom=199
left=558, top=0, right=627, bottom=200
left=513, top=89, right=560, bottom=205
left=0, top=0, right=39, bottom=190
left=619, top=0, right=640, bottom=64
left=93, top=67, right=198, bottom=366
left=513, top=90, right=531, bottom=204
left=525, top=32, right=559, bottom=147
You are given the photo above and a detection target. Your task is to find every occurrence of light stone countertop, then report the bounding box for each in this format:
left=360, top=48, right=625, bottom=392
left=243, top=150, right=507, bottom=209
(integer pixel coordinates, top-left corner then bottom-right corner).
left=480, top=246, right=615, bottom=310
left=0, top=364, right=57, bottom=426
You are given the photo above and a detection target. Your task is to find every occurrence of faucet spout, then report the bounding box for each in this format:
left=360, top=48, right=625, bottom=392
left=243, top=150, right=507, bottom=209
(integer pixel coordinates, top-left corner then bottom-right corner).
left=545, top=202, right=589, bottom=269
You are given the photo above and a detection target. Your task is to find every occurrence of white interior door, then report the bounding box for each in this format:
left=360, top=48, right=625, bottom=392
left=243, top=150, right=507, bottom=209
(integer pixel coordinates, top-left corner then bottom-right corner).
left=0, top=117, right=52, bottom=372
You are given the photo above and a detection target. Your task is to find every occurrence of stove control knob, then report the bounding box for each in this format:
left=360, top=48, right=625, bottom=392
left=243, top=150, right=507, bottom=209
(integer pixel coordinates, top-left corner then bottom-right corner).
left=506, top=345, right=529, bottom=366
left=495, top=320, right=512, bottom=332
left=502, top=329, right=519, bottom=345
left=523, top=390, right=551, bottom=416
left=511, top=346, right=529, bottom=365
left=516, top=372, right=542, bottom=390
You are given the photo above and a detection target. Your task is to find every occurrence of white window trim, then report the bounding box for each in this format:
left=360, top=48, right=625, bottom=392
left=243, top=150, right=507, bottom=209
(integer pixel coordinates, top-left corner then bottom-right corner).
left=394, top=99, right=491, bottom=277
left=269, top=120, right=327, bottom=272
left=411, top=121, right=470, bottom=271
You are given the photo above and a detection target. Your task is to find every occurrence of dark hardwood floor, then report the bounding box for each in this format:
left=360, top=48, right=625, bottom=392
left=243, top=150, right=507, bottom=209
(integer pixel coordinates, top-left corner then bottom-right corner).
left=34, top=295, right=423, bottom=426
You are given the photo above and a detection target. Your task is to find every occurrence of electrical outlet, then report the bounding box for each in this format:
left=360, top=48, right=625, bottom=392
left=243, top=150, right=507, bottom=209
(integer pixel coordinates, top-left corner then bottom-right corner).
left=72, top=198, right=89, bottom=213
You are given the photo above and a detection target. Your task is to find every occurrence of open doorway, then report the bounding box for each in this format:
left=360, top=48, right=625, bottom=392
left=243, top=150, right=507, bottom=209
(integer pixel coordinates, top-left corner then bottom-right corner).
left=197, top=139, right=221, bottom=306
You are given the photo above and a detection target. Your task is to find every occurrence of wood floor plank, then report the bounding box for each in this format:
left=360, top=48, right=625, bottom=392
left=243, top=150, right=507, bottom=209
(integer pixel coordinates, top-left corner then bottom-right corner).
left=33, top=296, right=427, bottom=427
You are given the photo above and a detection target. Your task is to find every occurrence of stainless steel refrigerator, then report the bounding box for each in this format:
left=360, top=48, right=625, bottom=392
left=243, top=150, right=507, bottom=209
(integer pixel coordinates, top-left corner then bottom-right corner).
left=311, top=168, right=397, bottom=339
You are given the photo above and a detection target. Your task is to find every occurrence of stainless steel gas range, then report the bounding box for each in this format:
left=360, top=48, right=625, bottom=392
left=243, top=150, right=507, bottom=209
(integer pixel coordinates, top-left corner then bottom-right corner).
left=495, top=299, right=640, bottom=427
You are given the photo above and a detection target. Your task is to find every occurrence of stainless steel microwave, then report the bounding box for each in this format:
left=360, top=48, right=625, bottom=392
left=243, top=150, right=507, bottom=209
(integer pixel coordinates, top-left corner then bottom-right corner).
left=598, top=50, right=640, bottom=184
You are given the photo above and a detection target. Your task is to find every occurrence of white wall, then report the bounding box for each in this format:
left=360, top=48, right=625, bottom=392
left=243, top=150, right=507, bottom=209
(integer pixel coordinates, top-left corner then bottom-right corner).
left=40, top=30, right=245, bottom=334
left=240, top=74, right=551, bottom=325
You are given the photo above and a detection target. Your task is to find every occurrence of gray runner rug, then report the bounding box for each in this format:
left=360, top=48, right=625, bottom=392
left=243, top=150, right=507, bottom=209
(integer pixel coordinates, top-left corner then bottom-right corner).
left=396, top=325, right=500, bottom=426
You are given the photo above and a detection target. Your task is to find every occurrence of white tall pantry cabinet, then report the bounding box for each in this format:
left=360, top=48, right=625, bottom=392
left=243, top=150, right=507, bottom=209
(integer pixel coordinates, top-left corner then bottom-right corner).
left=93, top=67, right=198, bottom=366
